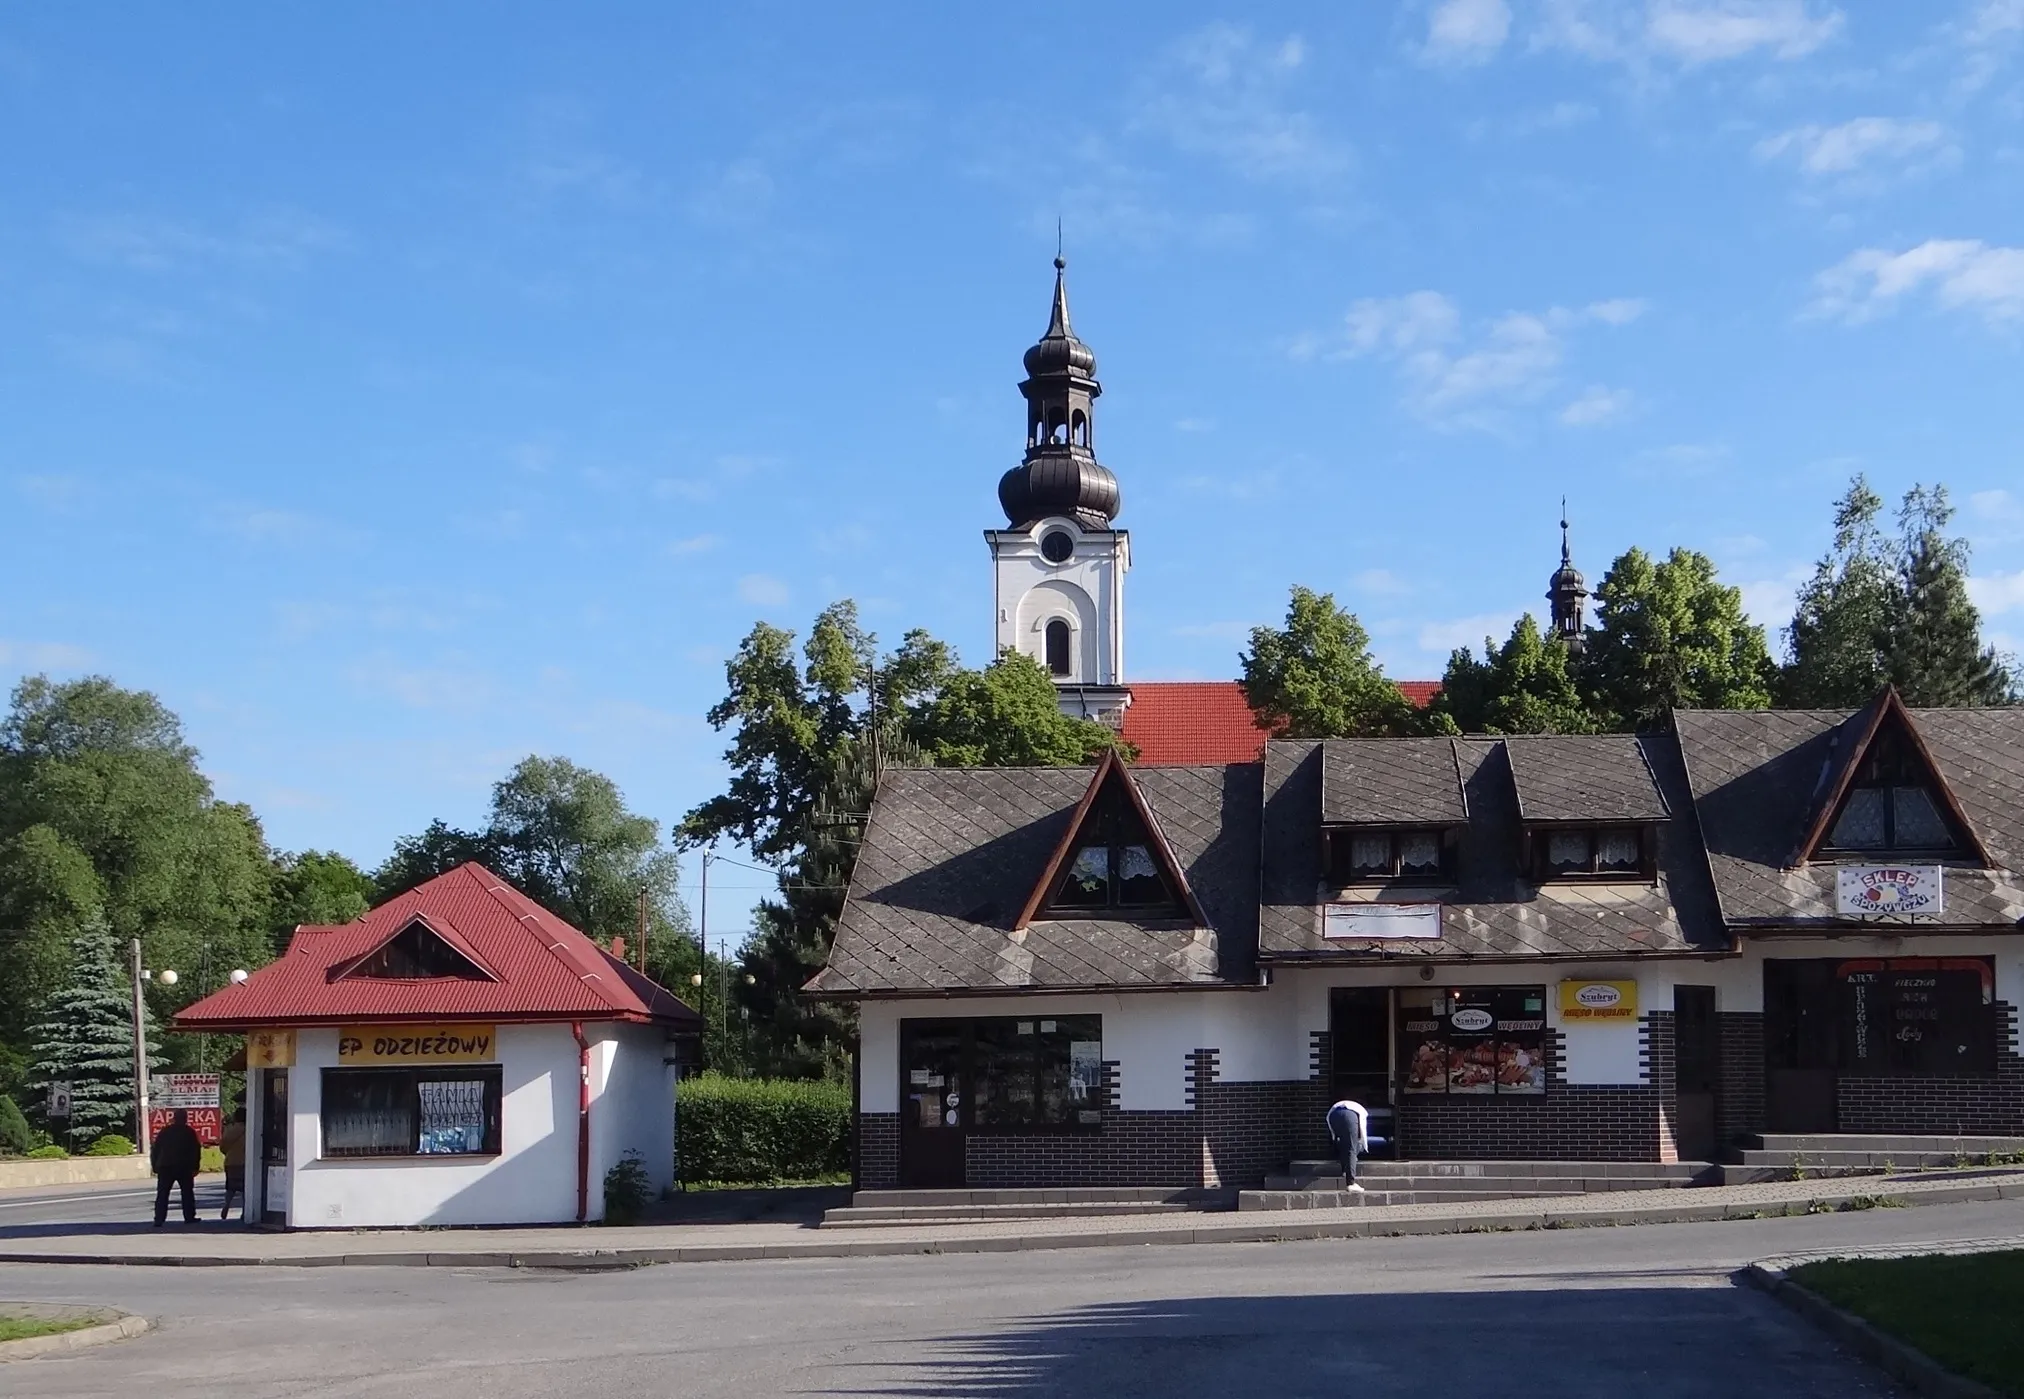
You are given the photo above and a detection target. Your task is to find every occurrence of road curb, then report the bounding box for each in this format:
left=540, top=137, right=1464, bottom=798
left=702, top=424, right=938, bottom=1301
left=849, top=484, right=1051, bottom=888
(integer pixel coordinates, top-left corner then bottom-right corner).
left=0, top=1309, right=150, bottom=1362
left=0, top=1175, right=2017, bottom=1270
left=1742, top=1263, right=2000, bottom=1399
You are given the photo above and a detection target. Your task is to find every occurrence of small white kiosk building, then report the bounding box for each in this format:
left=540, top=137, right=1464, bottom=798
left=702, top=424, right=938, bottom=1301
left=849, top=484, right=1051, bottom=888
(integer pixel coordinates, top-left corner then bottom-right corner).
left=177, top=862, right=699, bottom=1228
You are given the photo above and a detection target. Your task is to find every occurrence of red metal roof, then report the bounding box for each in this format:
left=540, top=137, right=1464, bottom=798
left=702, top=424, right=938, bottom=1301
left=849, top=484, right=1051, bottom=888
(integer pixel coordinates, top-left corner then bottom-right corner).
left=174, top=863, right=702, bottom=1031
left=1119, top=680, right=1441, bottom=765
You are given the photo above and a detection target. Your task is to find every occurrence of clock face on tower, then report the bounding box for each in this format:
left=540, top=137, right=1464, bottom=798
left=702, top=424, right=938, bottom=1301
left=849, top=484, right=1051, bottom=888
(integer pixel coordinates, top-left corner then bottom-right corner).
left=1040, top=530, right=1074, bottom=563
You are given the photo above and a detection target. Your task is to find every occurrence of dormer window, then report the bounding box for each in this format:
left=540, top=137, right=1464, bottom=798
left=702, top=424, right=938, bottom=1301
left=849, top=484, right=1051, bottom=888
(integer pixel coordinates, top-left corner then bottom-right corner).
left=1533, top=826, right=1648, bottom=880
left=1824, top=733, right=1958, bottom=853
left=1046, top=789, right=1182, bottom=914
left=340, top=919, right=492, bottom=981
left=1328, top=828, right=1450, bottom=884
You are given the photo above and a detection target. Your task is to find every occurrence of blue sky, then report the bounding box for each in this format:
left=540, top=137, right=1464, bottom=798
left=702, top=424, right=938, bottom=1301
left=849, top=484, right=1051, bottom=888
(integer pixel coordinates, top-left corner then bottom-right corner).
left=5, top=2, right=2024, bottom=940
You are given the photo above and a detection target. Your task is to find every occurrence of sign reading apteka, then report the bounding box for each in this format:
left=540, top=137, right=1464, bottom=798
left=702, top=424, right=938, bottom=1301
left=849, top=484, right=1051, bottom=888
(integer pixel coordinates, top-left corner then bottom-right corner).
left=338, top=1026, right=496, bottom=1065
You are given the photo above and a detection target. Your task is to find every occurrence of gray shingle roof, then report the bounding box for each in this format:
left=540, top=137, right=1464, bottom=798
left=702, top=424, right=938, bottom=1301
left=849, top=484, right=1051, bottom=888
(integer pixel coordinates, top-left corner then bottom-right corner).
left=1676, top=706, right=2024, bottom=930
left=1504, top=734, right=1670, bottom=823
left=1260, top=737, right=1725, bottom=962
left=1320, top=738, right=1468, bottom=825
left=807, top=763, right=1261, bottom=997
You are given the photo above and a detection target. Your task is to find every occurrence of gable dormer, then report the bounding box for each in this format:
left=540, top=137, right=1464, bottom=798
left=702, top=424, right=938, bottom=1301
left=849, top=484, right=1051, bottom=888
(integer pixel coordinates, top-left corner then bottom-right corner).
left=1504, top=735, right=1669, bottom=882
left=1318, top=738, right=1468, bottom=885
left=334, top=914, right=499, bottom=982
left=1794, top=688, right=1991, bottom=867
left=1015, top=749, right=1204, bottom=927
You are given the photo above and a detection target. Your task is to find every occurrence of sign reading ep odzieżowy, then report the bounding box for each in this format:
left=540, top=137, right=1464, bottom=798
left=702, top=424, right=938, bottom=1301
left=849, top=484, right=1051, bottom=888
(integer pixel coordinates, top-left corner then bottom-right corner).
left=337, top=1026, right=496, bottom=1065
left=149, top=1072, right=222, bottom=1144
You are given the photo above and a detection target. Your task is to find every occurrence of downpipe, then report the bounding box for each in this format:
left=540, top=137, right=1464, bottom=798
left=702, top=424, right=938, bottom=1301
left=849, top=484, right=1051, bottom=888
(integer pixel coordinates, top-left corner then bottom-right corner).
left=572, top=1021, right=590, bottom=1223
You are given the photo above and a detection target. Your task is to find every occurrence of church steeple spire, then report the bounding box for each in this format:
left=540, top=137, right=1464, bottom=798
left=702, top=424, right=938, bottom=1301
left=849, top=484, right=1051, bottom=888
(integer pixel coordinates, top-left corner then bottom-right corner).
left=1548, top=500, right=1589, bottom=654
left=997, top=255, right=1120, bottom=530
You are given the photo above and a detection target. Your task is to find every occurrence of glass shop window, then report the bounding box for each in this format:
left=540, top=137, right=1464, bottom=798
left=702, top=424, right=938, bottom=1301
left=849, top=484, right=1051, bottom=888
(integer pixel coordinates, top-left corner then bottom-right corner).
left=910, top=1016, right=1105, bottom=1133
left=1396, top=986, right=1548, bottom=1096
left=1834, top=958, right=1996, bottom=1078
left=321, top=1067, right=502, bottom=1158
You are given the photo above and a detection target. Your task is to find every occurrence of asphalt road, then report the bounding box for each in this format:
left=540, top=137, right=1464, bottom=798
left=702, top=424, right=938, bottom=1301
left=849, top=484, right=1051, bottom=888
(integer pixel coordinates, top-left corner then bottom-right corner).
left=13, top=1197, right=2022, bottom=1397
left=0, top=1176, right=235, bottom=1230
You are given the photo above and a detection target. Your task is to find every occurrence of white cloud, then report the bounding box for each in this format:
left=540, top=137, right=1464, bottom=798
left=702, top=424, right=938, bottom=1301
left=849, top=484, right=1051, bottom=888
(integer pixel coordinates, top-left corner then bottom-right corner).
left=1353, top=568, right=1413, bottom=596
left=1174, top=417, right=1216, bottom=433
left=1418, top=612, right=1522, bottom=654
left=1560, top=385, right=1635, bottom=425
left=1315, top=293, right=1643, bottom=429
left=1812, top=239, right=2024, bottom=324
left=665, top=534, right=719, bottom=557
left=1540, top=0, right=1842, bottom=68
left=1132, top=24, right=1349, bottom=183
left=1969, top=569, right=2024, bottom=616
left=1953, top=0, right=2024, bottom=92
left=687, top=159, right=776, bottom=228
left=0, top=639, right=94, bottom=670
left=1736, top=565, right=1810, bottom=632
left=57, top=208, right=349, bottom=272
left=1426, top=0, right=1512, bottom=65
left=1755, top=117, right=1952, bottom=178
left=737, top=573, right=791, bottom=608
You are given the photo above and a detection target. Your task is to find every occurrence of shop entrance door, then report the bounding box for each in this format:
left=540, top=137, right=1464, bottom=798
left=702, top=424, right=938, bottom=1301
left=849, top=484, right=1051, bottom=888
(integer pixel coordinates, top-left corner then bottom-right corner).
left=898, top=1020, right=966, bottom=1189
left=1329, top=987, right=1393, bottom=1154
left=1764, top=961, right=1837, bottom=1133
left=259, top=1070, right=289, bottom=1226
left=1673, top=986, right=1720, bottom=1159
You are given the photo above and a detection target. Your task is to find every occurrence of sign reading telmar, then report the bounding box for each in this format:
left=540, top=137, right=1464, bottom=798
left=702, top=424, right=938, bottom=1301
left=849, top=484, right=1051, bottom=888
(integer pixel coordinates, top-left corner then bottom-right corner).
left=338, top=1026, right=496, bottom=1065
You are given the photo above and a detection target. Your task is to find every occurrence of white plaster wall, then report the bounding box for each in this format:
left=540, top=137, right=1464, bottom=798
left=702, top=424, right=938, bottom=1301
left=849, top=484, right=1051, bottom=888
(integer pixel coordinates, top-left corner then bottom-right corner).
left=589, top=1023, right=678, bottom=1208
left=989, top=518, right=1127, bottom=683
left=285, top=1024, right=580, bottom=1229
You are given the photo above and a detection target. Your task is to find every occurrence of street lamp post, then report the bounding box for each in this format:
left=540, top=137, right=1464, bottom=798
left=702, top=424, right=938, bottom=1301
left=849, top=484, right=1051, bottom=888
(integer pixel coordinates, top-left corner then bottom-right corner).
left=130, top=942, right=176, bottom=1150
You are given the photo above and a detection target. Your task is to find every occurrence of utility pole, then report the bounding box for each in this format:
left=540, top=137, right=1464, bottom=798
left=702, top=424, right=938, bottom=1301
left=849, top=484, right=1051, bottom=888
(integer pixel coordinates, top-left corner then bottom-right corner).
left=130, top=938, right=151, bottom=1151
left=699, top=850, right=713, bottom=1068
left=636, top=887, right=649, bottom=974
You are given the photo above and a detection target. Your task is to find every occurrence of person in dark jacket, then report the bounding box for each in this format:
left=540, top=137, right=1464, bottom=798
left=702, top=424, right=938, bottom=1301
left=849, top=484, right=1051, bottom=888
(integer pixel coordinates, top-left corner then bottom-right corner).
left=151, top=1108, right=202, bottom=1226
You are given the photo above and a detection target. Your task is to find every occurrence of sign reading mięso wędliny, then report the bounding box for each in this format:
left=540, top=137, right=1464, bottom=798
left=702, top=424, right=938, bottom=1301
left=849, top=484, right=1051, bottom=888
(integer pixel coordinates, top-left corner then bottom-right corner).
left=337, top=1026, right=496, bottom=1065
left=1835, top=864, right=1944, bottom=919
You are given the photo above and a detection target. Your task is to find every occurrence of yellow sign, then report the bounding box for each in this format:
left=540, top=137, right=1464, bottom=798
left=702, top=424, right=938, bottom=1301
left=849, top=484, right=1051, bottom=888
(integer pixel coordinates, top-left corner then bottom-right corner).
left=337, top=1026, right=496, bottom=1065
left=1559, top=980, right=1638, bottom=1022
left=246, top=1029, right=296, bottom=1069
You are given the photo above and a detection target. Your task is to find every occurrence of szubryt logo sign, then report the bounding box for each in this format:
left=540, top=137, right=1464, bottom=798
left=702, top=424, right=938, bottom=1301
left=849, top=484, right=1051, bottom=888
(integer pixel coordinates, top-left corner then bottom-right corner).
left=1835, top=864, right=1943, bottom=918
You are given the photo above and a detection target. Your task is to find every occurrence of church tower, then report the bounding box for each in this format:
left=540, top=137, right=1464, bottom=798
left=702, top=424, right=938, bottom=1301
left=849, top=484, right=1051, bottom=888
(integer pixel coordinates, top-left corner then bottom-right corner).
left=985, top=258, right=1131, bottom=723
left=1547, top=506, right=1588, bottom=655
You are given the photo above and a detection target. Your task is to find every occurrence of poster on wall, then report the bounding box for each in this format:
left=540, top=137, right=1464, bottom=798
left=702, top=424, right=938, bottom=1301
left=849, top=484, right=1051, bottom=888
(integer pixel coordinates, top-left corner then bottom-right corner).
left=1396, top=987, right=1547, bottom=1095
left=149, top=1073, right=223, bottom=1145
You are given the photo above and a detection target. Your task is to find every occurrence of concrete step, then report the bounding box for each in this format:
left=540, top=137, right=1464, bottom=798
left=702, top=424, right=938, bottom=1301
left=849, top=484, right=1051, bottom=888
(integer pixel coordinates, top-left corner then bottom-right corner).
left=1263, top=1172, right=1701, bottom=1193
left=1240, top=1187, right=1590, bottom=1211
left=846, top=1187, right=1217, bottom=1209
left=1735, top=1148, right=2005, bottom=1171
left=1286, top=1159, right=1706, bottom=1180
left=821, top=1200, right=1212, bottom=1228
left=1745, top=1134, right=2024, bottom=1157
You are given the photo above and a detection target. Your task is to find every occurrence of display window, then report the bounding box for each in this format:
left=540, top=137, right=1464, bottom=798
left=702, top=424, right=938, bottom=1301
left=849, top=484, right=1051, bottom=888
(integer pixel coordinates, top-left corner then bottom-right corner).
left=902, top=1016, right=1104, bottom=1133
left=320, top=1067, right=503, bottom=1157
left=1397, top=986, right=1547, bottom=1096
left=1834, top=957, right=1996, bottom=1078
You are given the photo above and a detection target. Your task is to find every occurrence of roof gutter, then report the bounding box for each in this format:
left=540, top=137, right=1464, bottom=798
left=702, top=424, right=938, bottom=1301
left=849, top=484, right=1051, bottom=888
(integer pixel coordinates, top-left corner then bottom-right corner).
left=571, top=1021, right=591, bottom=1224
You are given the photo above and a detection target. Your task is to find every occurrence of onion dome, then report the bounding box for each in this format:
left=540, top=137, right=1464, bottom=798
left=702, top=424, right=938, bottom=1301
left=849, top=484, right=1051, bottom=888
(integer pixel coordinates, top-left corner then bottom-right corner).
left=999, top=256, right=1119, bottom=529
left=1547, top=508, right=1589, bottom=651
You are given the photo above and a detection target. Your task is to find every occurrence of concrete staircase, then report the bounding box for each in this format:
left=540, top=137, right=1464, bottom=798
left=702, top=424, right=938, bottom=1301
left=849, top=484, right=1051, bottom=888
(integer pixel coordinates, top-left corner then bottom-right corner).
left=1713, top=1133, right=2024, bottom=1185
left=819, top=1186, right=1235, bottom=1228
left=1240, top=1159, right=1711, bottom=1211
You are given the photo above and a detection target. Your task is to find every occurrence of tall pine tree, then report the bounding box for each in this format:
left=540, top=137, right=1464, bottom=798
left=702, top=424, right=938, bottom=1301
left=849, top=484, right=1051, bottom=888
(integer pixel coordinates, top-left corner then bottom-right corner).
left=1890, top=486, right=2014, bottom=706
left=26, top=918, right=159, bottom=1144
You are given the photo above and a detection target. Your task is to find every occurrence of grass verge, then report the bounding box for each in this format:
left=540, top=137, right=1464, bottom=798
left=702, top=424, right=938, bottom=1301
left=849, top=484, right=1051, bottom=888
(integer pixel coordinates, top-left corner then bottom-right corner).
left=0, top=1313, right=99, bottom=1343
left=680, top=1175, right=850, bottom=1191
left=1790, top=1250, right=2024, bottom=1397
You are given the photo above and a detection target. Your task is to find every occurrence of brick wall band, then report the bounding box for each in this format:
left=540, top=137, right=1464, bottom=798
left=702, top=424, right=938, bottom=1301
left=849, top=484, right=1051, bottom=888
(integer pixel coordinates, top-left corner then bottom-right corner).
left=1835, top=1002, right=2023, bottom=1137
left=1717, top=1012, right=1765, bottom=1148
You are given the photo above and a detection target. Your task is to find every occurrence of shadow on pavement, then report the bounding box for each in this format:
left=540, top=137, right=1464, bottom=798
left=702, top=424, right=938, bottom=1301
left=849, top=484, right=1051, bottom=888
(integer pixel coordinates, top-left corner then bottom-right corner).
left=653, top=1185, right=846, bottom=1227
left=828, top=1286, right=1897, bottom=1398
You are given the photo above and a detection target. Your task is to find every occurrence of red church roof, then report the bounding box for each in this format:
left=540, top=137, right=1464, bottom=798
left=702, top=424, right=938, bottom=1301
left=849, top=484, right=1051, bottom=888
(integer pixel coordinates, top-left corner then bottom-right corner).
left=1119, top=680, right=1442, bottom=766
left=174, top=863, right=700, bottom=1031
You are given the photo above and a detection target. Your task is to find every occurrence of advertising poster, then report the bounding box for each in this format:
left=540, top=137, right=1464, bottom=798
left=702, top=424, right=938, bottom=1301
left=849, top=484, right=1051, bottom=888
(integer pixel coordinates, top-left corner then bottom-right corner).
left=1558, top=980, right=1638, bottom=1022
left=149, top=1072, right=223, bottom=1144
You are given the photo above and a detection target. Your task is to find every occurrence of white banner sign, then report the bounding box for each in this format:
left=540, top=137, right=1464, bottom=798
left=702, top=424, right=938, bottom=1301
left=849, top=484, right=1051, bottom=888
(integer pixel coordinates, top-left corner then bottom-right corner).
left=1835, top=864, right=1944, bottom=918
left=150, top=1073, right=221, bottom=1109
left=1323, top=903, right=1443, bottom=940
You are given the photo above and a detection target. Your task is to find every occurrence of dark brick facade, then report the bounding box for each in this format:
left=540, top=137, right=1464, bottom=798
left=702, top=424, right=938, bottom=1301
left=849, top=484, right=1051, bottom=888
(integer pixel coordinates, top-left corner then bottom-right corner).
left=859, top=1113, right=899, bottom=1189
left=1716, top=1011, right=1765, bottom=1148
left=1835, top=1002, right=2024, bottom=1137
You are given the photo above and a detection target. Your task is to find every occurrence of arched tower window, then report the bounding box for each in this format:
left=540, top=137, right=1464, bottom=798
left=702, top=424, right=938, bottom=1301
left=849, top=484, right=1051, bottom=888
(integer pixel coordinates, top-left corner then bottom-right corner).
left=1044, top=619, right=1073, bottom=677
left=1071, top=410, right=1088, bottom=448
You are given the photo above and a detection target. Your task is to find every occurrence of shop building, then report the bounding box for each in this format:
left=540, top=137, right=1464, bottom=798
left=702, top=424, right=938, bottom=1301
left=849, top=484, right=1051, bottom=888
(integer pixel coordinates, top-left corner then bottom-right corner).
left=812, top=692, right=2024, bottom=1189
left=175, top=862, right=699, bottom=1227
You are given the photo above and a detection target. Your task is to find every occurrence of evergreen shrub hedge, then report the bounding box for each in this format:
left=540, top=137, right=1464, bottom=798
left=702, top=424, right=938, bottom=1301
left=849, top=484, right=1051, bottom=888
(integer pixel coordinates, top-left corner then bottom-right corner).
left=0, top=1095, right=34, bottom=1156
left=84, top=1133, right=135, bottom=1156
left=676, top=1075, right=850, bottom=1184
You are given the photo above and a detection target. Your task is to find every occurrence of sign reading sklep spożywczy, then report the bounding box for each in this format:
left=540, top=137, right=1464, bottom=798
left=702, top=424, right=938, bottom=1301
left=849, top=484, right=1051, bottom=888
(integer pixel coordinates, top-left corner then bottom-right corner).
left=1835, top=865, right=1944, bottom=919
left=337, top=1026, right=496, bottom=1065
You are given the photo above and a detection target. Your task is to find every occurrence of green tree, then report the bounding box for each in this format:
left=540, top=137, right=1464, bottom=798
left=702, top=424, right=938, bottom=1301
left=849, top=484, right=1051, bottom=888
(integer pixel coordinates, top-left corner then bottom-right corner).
left=908, top=650, right=1118, bottom=766
left=1889, top=485, right=2014, bottom=706
left=1782, top=479, right=2014, bottom=707
left=25, top=918, right=159, bottom=1142
left=1436, top=615, right=1598, bottom=734
left=0, top=677, right=276, bottom=1063
left=1582, top=548, right=1775, bottom=729
left=374, top=759, right=695, bottom=975
left=1239, top=586, right=1431, bottom=738
left=268, top=850, right=374, bottom=952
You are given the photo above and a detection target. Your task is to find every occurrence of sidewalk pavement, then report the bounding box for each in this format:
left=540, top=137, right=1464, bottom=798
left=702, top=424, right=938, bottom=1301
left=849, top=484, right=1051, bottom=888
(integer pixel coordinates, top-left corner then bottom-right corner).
left=3, top=1168, right=2021, bottom=1270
